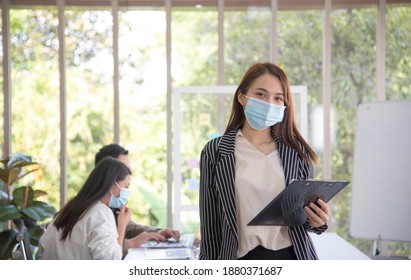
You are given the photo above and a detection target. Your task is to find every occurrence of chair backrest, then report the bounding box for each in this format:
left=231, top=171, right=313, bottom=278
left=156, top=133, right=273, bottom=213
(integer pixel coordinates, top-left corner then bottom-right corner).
left=11, top=225, right=33, bottom=260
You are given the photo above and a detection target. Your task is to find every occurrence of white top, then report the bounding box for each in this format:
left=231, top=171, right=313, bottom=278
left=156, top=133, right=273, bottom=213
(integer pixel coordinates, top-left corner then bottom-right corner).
left=235, top=130, right=291, bottom=258
left=37, top=201, right=122, bottom=260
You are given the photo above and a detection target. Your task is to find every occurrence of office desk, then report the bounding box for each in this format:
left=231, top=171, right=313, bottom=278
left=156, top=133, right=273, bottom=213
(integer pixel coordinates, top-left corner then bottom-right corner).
left=124, top=232, right=370, bottom=260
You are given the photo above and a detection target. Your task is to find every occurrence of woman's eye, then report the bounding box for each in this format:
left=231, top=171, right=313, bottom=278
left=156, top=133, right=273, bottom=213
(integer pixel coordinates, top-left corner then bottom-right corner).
left=256, top=92, right=264, bottom=97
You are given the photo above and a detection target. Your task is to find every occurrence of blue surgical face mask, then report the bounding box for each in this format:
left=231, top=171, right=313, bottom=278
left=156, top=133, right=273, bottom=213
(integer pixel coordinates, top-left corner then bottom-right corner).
left=243, top=95, right=286, bottom=130
left=109, top=181, right=129, bottom=209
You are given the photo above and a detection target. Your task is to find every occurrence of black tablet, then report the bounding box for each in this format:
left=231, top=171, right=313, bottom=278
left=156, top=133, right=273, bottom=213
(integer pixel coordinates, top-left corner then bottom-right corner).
left=248, top=180, right=350, bottom=226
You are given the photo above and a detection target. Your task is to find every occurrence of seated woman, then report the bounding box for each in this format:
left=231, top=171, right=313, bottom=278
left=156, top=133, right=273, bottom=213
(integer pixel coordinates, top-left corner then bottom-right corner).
left=37, top=157, right=131, bottom=259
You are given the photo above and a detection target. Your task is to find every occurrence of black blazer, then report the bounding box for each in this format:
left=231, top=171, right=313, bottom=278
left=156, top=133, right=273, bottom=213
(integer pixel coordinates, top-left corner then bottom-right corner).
left=199, top=127, right=326, bottom=260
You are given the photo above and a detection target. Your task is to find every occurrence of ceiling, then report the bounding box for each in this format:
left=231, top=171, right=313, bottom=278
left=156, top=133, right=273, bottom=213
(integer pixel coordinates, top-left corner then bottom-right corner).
left=7, top=0, right=411, bottom=10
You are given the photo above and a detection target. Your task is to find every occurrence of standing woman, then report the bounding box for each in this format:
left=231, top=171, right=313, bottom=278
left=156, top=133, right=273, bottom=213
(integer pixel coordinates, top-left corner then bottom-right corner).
left=37, top=157, right=131, bottom=259
left=199, top=62, right=329, bottom=260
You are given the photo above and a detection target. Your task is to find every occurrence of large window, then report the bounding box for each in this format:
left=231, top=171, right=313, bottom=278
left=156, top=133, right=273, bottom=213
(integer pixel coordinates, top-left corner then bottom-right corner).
left=9, top=9, right=60, bottom=206
left=277, top=9, right=323, bottom=175
left=65, top=9, right=114, bottom=198
left=0, top=8, right=3, bottom=154
left=172, top=7, right=219, bottom=87
left=224, top=6, right=271, bottom=84
left=171, top=6, right=219, bottom=232
left=386, top=5, right=411, bottom=101
left=118, top=8, right=168, bottom=228
left=331, top=7, right=378, bottom=252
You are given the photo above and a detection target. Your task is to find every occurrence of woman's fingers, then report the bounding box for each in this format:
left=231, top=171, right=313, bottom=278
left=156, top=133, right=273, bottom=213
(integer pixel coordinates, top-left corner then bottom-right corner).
left=304, top=200, right=329, bottom=227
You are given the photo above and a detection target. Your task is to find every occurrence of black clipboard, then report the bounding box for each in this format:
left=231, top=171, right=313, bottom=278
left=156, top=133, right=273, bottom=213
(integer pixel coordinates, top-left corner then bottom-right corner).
left=248, top=180, right=350, bottom=226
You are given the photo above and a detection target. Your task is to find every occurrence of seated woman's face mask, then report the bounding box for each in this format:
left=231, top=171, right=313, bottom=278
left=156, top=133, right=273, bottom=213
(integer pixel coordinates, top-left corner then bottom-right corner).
left=109, top=181, right=129, bottom=208
left=243, top=95, right=286, bottom=130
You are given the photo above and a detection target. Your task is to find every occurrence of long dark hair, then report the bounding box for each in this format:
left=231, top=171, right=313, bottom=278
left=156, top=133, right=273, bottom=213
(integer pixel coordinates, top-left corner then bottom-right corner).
left=225, top=62, right=317, bottom=164
left=54, top=157, right=131, bottom=240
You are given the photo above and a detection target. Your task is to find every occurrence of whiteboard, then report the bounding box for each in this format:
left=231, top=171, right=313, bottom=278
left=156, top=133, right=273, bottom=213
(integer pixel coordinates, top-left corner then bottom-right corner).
left=350, top=100, right=411, bottom=242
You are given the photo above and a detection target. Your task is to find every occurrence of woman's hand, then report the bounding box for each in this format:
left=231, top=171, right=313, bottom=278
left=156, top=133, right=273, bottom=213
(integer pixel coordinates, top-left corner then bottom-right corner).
left=116, top=206, right=131, bottom=247
left=125, top=232, right=166, bottom=249
left=117, top=206, right=131, bottom=231
left=304, top=199, right=330, bottom=228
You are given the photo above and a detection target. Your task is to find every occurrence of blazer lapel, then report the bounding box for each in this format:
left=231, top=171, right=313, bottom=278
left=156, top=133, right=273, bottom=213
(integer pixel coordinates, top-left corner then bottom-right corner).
left=215, top=129, right=238, bottom=239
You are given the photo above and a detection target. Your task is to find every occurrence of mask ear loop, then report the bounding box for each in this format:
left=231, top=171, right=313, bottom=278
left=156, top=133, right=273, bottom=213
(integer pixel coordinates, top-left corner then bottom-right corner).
left=110, top=181, right=121, bottom=197
left=114, top=181, right=122, bottom=190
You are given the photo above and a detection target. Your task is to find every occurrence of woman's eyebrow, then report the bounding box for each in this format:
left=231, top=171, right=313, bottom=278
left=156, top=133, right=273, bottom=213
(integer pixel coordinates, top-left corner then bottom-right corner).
left=255, top=87, right=284, bottom=95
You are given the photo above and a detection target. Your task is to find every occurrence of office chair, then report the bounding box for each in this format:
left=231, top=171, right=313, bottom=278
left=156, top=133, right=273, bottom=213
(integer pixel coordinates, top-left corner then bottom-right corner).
left=11, top=225, right=33, bottom=260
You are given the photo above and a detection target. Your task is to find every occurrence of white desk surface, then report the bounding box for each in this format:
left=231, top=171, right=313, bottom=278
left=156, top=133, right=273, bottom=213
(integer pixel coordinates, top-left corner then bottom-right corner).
left=124, top=232, right=370, bottom=260
left=124, top=247, right=146, bottom=260
left=309, top=232, right=370, bottom=260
